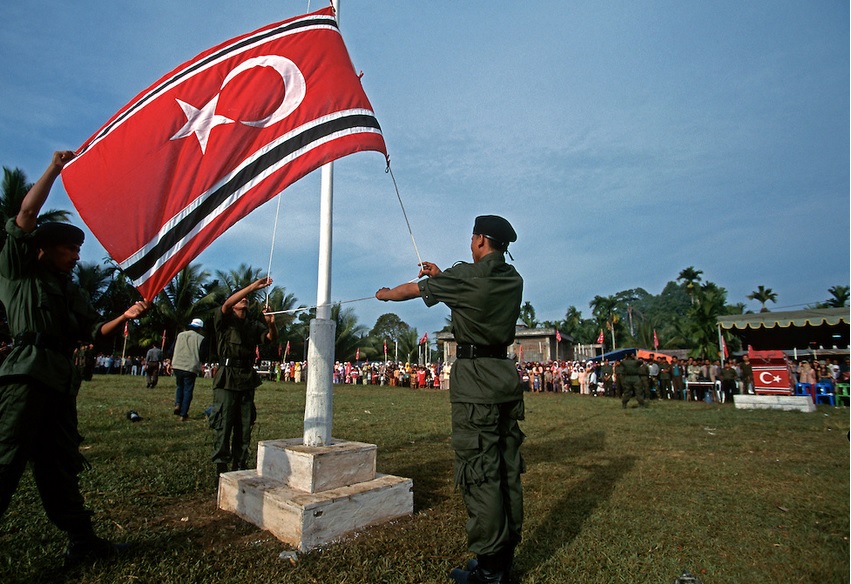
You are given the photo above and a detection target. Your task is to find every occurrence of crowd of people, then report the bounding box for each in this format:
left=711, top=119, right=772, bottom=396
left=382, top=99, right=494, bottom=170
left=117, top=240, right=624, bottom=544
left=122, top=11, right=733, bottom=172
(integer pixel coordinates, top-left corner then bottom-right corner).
left=67, top=350, right=850, bottom=404
left=516, top=354, right=850, bottom=403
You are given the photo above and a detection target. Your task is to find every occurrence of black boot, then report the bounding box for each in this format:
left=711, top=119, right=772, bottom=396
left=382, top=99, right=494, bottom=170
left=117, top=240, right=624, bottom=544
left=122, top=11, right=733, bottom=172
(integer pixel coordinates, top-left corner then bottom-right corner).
left=65, top=532, right=128, bottom=567
left=449, top=554, right=506, bottom=583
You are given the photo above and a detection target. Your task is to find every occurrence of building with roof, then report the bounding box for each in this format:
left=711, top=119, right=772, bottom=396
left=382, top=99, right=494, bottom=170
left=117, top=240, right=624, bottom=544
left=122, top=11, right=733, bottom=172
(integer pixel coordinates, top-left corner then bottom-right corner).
left=717, top=307, right=849, bottom=359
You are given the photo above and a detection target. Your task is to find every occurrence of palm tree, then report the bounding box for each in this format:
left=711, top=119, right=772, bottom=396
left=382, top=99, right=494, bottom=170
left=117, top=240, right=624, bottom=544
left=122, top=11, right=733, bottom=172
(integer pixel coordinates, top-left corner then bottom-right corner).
left=332, top=303, right=367, bottom=361
left=590, top=294, right=620, bottom=346
left=73, top=261, right=112, bottom=310
left=677, top=266, right=703, bottom=305
left=519, top=301, right=538, bottom=328
left=826, top=285, right=849, bottom=308
left=747, top=285, right=777, bottom=312
left=1, top=167, right=72, bottom=244
left=687, top=282, right=732, bottom=358
left=154, top=264, right=217, bottom=344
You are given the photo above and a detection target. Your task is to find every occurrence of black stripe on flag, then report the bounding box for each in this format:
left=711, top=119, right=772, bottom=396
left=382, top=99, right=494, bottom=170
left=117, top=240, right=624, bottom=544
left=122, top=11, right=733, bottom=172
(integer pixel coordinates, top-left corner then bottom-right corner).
left=89, top=14, right=339, bottom=149
left=122, top=112, right=381, bottom=282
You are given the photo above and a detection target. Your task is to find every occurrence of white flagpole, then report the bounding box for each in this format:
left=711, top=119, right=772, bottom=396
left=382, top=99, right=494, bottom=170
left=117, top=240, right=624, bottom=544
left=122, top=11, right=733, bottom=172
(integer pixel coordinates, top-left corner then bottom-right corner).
left=304, top=0, right=340, bottom=448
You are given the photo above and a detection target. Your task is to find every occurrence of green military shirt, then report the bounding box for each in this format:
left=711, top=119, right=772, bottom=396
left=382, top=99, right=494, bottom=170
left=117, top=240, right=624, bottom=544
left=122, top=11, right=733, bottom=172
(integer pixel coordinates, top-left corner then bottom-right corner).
left=0, top=219, right=104, bottom=395
left=658, top=361, right=672, bottom=379
left=619, top=357, right=642, bottom=378
left=417, top=252, right=523, bottom=404
left=212, top=309, right=266, bottom=391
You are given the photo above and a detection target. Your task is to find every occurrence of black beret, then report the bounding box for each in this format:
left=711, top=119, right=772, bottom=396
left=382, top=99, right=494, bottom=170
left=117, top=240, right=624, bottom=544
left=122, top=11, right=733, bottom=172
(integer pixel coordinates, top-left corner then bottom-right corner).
left=32, top=222, right=85, bottom=248
left=473, top=215, right=517, bottom=245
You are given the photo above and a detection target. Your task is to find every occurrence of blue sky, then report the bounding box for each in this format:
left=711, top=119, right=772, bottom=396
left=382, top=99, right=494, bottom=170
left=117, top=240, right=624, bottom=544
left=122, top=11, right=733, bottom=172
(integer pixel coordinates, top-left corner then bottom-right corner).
left=2, top=1, right=848, bottom=340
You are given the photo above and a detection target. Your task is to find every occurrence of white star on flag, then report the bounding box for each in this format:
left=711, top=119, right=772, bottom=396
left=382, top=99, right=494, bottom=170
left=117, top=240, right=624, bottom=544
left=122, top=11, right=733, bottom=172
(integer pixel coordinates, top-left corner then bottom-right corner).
left=171, top=96, right=235, bottom=154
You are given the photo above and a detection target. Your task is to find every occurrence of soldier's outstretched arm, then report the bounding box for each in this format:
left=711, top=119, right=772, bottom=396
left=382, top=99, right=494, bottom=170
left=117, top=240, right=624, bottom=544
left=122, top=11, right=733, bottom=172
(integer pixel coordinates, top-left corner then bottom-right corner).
left=17, top=151, right=75, bottom=233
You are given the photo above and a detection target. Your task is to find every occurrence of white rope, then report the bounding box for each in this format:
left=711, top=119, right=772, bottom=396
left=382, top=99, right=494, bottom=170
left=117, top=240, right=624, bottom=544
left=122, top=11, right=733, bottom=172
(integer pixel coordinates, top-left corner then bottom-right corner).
left=387, top=165, right=423, bottom=269
left=260, top=163, right=423, bottom=316
left=264, top=194, right=284, bottom=305
left=264, top=295, right=374, bottom=316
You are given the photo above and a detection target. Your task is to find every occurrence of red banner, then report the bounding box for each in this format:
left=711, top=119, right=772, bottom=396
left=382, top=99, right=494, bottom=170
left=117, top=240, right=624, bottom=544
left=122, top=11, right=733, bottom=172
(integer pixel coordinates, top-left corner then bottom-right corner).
left=62, top=7, right=386, bottom=300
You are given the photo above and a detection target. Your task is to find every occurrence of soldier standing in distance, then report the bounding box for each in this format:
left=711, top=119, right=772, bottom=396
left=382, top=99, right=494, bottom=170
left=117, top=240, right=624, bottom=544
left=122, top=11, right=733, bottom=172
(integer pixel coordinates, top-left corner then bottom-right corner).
left=619, top=353, right=646, bottom=409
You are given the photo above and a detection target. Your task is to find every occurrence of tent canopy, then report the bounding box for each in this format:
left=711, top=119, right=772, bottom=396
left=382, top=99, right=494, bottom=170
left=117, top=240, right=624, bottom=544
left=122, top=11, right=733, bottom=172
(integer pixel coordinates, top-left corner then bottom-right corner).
left=717, top=307, right=849, bottom=352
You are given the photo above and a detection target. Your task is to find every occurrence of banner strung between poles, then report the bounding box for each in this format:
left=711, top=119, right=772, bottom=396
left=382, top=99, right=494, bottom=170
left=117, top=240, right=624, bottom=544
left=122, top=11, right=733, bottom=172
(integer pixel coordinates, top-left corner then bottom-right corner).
left=62, top=7, right=387, bottom=300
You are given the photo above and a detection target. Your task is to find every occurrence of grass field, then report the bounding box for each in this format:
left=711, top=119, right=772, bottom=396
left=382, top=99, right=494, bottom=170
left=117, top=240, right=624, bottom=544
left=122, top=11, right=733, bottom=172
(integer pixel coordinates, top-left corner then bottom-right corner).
left=0, top=374, right=848, bottom=583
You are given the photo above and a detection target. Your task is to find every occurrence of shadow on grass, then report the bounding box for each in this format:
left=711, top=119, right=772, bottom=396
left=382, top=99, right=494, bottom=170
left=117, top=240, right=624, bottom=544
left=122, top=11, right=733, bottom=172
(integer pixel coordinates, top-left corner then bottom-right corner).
left=379, top=432, right=455, bottom=510
left=518, top=431, right=637, bottom=577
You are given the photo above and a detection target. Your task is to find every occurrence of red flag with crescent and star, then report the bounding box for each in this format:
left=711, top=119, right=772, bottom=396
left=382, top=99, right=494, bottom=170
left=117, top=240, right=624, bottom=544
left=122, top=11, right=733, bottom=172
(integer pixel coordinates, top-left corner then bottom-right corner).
left=752, top=366, right=790, bottom=392
left=61, top=7, right=387, bottom=300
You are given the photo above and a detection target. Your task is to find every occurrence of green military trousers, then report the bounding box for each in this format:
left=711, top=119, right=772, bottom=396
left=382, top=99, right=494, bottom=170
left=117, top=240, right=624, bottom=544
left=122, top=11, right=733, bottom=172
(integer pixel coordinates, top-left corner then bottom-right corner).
left=450, top=400, right=525, bottom=556
left=210, top=387, right=256, bottom=470
left=621, top=376, right=645, bottom=407
left=0, top=380, right=95, bottom=538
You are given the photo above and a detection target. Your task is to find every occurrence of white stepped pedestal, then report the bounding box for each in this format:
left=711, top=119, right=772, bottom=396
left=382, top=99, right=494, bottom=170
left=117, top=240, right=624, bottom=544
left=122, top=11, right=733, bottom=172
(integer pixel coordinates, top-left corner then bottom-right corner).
left=218, top=438, right=413, bottom=551
left=733, top=394, right=817, bottom=412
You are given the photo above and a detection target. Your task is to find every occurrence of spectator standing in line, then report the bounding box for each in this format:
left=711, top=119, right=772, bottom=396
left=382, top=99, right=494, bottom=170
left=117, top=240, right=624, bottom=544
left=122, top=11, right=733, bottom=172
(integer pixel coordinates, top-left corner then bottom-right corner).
left=740, top=354, right=754, bottom=395
left=145, top=343, right=163, bottom=388
left=171, top=318, right=207, bottom=421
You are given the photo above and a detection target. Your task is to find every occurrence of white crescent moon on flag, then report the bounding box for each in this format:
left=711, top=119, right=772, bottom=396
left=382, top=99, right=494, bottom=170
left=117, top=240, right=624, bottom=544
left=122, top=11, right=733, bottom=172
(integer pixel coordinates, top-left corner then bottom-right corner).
left=759, top=371, right=779, bottom=384
left=223, top=55, right=306, bottom=128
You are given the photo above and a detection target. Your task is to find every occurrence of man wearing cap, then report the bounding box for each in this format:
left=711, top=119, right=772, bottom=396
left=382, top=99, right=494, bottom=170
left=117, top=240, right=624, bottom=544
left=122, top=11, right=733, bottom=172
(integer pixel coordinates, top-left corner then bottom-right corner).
left=210, top=278, right=277, bottom=479
left=377, top=215, right=524, bottom=584
left=0, top=151, right=150, bottom=564
left=171, top=318, right=208, bottom=421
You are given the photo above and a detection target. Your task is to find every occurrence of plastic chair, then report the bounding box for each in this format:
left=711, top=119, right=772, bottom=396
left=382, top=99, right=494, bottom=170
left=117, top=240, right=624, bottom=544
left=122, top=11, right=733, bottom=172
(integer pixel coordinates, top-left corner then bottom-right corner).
left=835, top=383, right=850, bottom=407
left=794, top=382, right=812, bottom=397
left=814, top=382, right=835, bottom=406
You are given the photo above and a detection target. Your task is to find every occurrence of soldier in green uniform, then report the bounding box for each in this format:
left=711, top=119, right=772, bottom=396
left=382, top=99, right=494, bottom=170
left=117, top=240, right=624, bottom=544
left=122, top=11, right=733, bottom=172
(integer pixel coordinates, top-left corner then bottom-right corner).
left=638, top=356, right=650, bottom=398
left=599, top=359, right=614, bottom=397
left=619, top=353, right=645, bottom=408
left=657, top=358, right=673, bottom=399
left=0, top=151, right=150, bottom=564
left=377, top=215, right=523, bottom=584
left=210, top=277, right=277, bottom=478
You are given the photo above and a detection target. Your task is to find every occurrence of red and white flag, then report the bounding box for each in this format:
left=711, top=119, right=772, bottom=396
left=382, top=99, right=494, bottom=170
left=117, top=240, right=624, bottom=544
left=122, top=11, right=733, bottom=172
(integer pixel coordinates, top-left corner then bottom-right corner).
left=653, top=329, right=659, bottom=350
left=62, top=7, right=387, bottom=300
left=419, top=332, right=428, bottom=345
left=555, top=330, right=562, bottom=342
left=596, top=330, right=605, bottom=344
left=355, top=347, right=360, bottom=361
left=123, top=321, right=129, bottom=338
left=753, top=366, right=790, bottom=392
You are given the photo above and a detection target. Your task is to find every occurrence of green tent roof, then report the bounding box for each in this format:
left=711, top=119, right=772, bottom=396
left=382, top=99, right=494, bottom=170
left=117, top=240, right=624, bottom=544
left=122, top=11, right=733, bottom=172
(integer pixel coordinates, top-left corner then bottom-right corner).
left=717, top=307, right=849, bottom=330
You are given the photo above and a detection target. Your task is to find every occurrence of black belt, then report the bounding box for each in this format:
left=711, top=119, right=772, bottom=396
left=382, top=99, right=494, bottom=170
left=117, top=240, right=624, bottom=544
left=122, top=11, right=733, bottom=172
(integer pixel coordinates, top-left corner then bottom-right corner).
left=13, top=331, right=75, bottom=357
left=456, top=343, right=508, bottom=359
left=223, top=357, right=252, bottom=369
